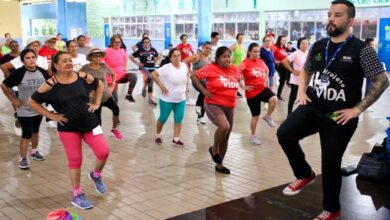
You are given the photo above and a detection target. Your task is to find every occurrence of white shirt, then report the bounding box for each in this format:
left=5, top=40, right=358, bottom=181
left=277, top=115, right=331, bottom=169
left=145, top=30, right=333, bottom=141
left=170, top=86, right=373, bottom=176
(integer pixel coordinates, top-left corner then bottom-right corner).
left=156, top=62, right=188, bottom=103
left=71, top=54, right=89, bottom=72
left=11, top=55, right=48, bottom=70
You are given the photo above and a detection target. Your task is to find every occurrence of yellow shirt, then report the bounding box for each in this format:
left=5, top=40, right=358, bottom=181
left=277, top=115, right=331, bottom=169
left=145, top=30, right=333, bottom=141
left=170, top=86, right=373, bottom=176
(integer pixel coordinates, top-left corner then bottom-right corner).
left=55, top=40, right=65, bottom=51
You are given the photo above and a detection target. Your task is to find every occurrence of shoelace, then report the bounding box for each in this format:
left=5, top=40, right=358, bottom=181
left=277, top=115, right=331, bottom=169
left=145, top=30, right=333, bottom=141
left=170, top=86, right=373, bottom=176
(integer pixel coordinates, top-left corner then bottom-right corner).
left=317, top=211, right=331, bottom=219
left=289, top=179, right=305, bottom=189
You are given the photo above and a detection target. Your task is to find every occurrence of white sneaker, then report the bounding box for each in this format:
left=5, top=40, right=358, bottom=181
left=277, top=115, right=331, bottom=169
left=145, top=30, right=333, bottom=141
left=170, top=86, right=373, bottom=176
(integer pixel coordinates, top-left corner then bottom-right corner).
left=249, top=136, right=261, bottom=145
left=47, top=120, right=57, bottom=129
left=14, top=119, right=22, bottom=137
left=197, top=117, right=206, bottom=125
left=195, top=106, right=202, bottom=116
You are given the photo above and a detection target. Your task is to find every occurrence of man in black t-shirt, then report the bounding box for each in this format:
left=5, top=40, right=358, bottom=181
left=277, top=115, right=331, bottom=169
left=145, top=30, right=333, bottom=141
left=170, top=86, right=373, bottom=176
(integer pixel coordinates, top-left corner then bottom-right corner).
left=276, top=1, right=389, bottom=220
left=129, top=37, right=159, bottom=105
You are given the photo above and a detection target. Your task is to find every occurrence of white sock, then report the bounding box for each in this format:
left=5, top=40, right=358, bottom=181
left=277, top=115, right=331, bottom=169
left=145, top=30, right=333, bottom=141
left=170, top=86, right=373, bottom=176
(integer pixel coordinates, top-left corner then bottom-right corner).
left=156, top=134, right=161, bottom=138
left=173, top=137, right=180, bottom=142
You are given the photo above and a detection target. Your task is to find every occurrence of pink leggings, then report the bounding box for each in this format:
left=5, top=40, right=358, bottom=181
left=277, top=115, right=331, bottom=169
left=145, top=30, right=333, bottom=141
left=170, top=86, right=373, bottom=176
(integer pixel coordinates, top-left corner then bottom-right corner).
left=58, top=131, right=110, bottom=169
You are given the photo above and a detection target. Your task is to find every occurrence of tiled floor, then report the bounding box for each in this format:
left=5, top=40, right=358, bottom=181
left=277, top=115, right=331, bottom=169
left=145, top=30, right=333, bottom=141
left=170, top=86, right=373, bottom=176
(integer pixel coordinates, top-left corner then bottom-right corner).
left=0, top=73, right=389, bottom=219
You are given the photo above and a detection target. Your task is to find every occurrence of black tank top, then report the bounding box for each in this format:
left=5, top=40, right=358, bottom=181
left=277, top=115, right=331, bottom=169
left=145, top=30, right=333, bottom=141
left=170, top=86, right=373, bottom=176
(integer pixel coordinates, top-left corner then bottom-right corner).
left=31, top=73, right=100, bottom=132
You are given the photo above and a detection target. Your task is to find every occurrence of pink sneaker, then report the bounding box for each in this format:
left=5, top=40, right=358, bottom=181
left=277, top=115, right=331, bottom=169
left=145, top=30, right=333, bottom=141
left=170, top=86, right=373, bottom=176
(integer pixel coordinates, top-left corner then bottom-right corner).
left=110, top=129, right=123, bottom=141
left=283, top=171, right=316, bottom=196
left=314, top=211, right=341, bottom=220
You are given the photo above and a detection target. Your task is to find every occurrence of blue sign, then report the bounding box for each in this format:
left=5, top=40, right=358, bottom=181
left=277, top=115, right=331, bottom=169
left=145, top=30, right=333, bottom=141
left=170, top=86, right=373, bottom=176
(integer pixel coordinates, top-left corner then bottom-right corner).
left=104, top=23, right=110, bottom=48
left=378, top=18, right=390, bottom=71
left=164, top=22, right=171, bottom=49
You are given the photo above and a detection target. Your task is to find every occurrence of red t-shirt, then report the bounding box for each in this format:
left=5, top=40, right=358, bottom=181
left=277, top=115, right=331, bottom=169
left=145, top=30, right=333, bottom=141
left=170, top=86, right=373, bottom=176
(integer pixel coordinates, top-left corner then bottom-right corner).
left=239, top=58, right=269, bottom=99
left=177, top=43, right=193, bottom=61
left=273, top=46, right=288, bottom=62
left=38, top=46, right=58, bottom=65
left=195, top=63, right=240, bottom=108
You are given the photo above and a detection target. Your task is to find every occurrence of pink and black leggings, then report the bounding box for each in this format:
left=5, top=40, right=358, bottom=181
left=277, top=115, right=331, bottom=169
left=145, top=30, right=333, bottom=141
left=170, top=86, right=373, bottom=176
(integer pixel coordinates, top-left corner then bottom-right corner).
left=58, top=131, right=110, bottom=169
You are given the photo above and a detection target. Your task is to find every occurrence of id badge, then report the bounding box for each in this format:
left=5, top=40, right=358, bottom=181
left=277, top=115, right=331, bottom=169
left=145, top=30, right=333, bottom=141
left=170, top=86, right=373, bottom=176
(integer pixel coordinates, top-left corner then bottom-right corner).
left=320, top=74, right=329, bottom=87
left=92, top=125, right=103, bottom=136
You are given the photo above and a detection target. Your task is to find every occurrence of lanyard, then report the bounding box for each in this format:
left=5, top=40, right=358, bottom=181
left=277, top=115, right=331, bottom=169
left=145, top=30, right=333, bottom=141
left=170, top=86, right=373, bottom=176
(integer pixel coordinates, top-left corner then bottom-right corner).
left=324, top=34, right=352, bottom=70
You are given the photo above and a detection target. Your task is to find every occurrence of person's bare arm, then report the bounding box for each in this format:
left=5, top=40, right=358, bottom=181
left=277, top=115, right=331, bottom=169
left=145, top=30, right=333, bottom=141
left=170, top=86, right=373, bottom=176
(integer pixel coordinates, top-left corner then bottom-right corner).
left=334, top=72, right=389, bottom=125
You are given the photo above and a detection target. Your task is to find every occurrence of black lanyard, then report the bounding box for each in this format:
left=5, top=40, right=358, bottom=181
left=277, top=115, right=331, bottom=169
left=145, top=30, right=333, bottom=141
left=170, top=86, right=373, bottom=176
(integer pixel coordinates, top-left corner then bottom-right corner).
left=324, top=34, right=352, bottom=70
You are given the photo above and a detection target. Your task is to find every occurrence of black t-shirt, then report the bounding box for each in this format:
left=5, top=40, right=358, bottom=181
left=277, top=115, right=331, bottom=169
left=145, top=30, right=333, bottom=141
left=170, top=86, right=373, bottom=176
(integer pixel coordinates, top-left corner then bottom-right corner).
left=286, top=47, right=296, bottom=55
left=31, top=73, right=100, bottom=132
left=304, top=35, right=385, bottom=113
left=132, top=47, right=158, bottom=68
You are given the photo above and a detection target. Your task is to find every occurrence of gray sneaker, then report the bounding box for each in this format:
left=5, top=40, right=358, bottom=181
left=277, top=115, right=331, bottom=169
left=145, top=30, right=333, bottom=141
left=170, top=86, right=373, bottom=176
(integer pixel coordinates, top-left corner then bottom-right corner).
left=71, top=193, right=93, bottom=210
left=31, top=151, right=45, bottom=161
left=263, top=115, right=276, bottom=128
left=249, top=136, right=262, bottom=145
left=88, top=172, right=107, bottom=194
left=18, top=157, right=29, bottom=169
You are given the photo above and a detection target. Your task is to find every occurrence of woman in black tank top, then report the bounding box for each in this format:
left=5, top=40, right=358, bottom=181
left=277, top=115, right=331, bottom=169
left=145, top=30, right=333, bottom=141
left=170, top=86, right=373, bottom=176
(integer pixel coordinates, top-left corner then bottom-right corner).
left=29, top=51, right=110, bottom=210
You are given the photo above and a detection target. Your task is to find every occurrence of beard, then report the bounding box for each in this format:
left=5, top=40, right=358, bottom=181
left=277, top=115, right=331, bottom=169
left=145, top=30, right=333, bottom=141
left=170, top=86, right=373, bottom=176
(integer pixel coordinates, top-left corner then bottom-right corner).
left=326, top=23, right=347, bottom=37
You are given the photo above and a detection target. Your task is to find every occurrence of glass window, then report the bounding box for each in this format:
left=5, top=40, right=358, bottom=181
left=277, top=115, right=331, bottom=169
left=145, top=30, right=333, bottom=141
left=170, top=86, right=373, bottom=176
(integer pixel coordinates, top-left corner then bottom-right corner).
left=212, top=12, right=258, bottom=41
left=175, top=14, right=198, bottom=40
left=290, top=21, right=302, bottom=42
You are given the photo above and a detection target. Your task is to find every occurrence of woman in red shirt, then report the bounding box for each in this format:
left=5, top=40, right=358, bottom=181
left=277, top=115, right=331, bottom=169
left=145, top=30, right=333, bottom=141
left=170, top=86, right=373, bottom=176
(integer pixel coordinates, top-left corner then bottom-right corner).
left=273, top=35, right=289, bottom=101
left=239, top=43, right=278, bottom=145
left=191, top=46, right=240, bottom=174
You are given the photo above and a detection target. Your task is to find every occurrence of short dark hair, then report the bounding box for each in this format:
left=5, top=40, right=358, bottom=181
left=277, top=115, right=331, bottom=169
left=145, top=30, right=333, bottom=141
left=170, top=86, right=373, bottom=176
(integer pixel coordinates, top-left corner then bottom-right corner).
left=331, top=0, right=356, bottom=18
left=297, top=37, right=308, bottom=50
left=77, top=35, right=86, bottom=41
left=180, top=34, right=187, bottom=40
left=202, top=41, right=211, bottom=47
left=4, top=33, right=10, bottom=37
left=262, top=35, right=272, bottom=43
left=211, top=32, right=219, bottom=39
left=168, top=48, right=180, bottom=59
left=287, top=42, right=293, bottom=45
left=365, top=38, right=374, bottom=44
left=9, top=40, right=18, bottom=46
left=66, top=40, right=76, bottom=48
left=236, top=33, right=243, bottom=40
left=57, top=33, right=62, bottom=37
left=20, top=48, right=37, bottom=63
left=247, top=43, right=260, bottom=58
left=214, top=46, right=230, bottom=65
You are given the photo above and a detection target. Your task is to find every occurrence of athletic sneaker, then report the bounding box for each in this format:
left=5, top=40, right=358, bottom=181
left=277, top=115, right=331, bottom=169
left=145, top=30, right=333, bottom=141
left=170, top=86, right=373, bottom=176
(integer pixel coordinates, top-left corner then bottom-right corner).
left=71, top=193, right=93, bottom=210
left=14, top=119, right=22, bottom=137
left=148, top=99, right=157, bottom=106
left=88, top=171, right=107, bottom=194
left=197, top=117, right=206, bottom=125
left=125, top=94, right=135, bottom=102
left=47, top=120, right=57, bottom=129
left=30, top=151, right=45, bottom=161
left=155, top=137, right=162, bottom=144
left=195, top=106, right=202, bottom=116
left=110, top=129, right=124, bottom=141
left=18, top=157, right=29, bottom=169
left=263, top=115, right=276, bottom=128
left=249, top=136, right=262, bottom=145
left=172, top=139, right=184, bottom=146
left=283, top=171, right=316, bottom=196
left=314, top=211, right=341, bottom=220
left=141, top=87, right=146, bottom=98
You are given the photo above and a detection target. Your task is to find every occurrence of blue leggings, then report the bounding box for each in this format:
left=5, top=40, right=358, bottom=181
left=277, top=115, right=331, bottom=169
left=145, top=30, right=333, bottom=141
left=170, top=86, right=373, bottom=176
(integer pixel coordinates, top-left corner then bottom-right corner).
left=158, top=99, right=186, bottom=124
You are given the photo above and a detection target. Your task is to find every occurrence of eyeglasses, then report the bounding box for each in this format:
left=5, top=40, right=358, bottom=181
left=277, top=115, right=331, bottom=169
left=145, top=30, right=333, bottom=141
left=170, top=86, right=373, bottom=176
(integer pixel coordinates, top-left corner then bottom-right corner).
left=143, top=41, right=150, bottom=44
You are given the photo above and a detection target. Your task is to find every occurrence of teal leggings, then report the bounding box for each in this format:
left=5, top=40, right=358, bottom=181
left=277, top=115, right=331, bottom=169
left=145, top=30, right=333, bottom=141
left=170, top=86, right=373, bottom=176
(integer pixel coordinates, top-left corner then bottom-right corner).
left=158, top=99, right=186, bottom=124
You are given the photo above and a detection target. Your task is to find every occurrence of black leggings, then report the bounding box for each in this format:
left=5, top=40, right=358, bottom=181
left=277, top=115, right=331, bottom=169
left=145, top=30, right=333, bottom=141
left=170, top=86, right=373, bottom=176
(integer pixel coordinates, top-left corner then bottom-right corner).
left=276, top=64, right=290, bottom=98
left=18, top=115, right=43, bottom=139
left=288, top=84, right=299, bottom=115
left=193, top=80, right=206, bottom=117
left=95, top=97, right=120, bottom=125
left=277, top=104, right=358, bottom=212
left=112, top=72, right=138, bottom=103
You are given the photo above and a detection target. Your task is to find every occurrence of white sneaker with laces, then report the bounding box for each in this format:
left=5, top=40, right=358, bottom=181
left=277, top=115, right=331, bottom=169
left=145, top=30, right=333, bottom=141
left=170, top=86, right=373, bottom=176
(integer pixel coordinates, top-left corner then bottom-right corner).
left=47, top=120, right=57, bottom=129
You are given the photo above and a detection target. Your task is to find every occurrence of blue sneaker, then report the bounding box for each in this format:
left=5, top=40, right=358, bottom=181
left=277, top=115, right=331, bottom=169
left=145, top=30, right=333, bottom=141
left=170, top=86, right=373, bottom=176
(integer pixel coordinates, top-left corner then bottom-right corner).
left=18, top=157, right=29, bottom=169
left=88, top=171, right=107, bottom=194
left=71, top=193, right=93, bottom=210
